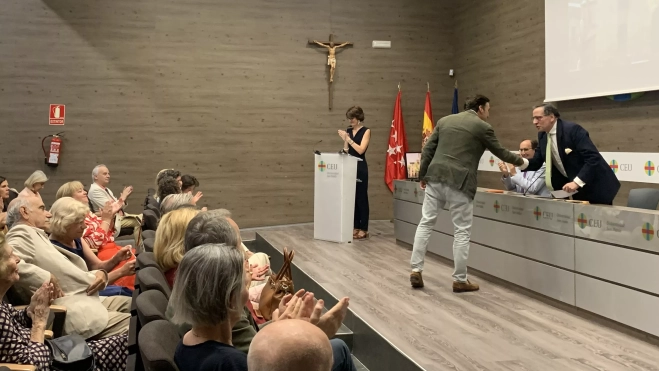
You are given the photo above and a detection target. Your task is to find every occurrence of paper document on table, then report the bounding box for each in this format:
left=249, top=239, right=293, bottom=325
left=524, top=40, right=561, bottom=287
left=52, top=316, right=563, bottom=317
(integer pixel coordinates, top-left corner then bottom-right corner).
left=550, top=190, right=578, bottom=199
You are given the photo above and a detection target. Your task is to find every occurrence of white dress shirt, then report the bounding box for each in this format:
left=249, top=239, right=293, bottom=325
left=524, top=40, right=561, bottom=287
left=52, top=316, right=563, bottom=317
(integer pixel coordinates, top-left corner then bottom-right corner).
left=548, top=121, right=585, bottom=187
left=501, top=163, right=551, bottom=196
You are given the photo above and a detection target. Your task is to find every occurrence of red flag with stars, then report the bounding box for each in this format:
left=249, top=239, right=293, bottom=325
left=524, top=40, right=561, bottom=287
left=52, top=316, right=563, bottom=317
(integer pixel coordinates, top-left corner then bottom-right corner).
left=385, top=90, right=409, bottom=192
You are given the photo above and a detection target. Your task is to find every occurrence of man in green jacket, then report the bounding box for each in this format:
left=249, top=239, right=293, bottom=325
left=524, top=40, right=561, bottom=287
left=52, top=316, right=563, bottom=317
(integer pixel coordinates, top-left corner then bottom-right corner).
left=410, top=95, right=527, bottom=292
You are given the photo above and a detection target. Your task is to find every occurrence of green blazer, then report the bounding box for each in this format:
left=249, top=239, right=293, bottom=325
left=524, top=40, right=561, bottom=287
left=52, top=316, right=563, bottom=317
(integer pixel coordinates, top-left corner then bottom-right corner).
left=420, top=110, right=523, bottom=199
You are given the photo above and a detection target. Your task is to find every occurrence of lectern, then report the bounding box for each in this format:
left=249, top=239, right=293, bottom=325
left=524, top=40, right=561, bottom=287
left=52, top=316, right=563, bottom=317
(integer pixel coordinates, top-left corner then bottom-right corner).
left=314, top=153, right=360, bottom=243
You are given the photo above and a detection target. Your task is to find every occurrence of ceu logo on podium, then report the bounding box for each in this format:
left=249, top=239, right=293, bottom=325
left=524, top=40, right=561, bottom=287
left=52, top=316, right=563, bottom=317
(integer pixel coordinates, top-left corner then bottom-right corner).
left=644, top=161, right=655, bottom=176
left=577, top=213, right=588, bottom=229
left=489, top=156, right=495, bottom=167
left=533, top=206, right=542, bottom=221
left=610, top=160, right=618, bottom=173
left=493, top=200, right=500, bottom=213
left=318, top=161, right=326, bottom=172
left=641, top=222, right=654, bottom=241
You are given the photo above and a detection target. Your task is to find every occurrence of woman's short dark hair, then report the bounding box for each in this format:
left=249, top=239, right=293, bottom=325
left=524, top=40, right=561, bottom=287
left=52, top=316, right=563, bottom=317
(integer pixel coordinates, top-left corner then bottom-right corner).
left=181, top=175, right=199, bottom=191
left=530, top=139, right=539, bottom=150
left=464, top=95, right=490, bottom=112
left=345, top=106, right=365, bottom=122
left=158, top=176, right=181, bottom=201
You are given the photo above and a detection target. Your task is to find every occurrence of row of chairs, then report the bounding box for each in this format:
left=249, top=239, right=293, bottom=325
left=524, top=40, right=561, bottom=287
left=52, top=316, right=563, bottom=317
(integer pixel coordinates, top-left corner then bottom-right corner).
left=127, top=251, right=181, bottom=371
left=142, top=188, right=160, bottom=231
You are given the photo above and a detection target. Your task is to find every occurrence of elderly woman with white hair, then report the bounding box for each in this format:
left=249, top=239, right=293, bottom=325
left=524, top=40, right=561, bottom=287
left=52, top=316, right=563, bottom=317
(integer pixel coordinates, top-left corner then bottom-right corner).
left=48, top=197, right=135, bottom=291
left=171, top=243, right=249, bottom=371
left=0, top=232, right=129, bottom=370
left=17, top=170, right=48, bottom=201
left=56, top=182, right=138, bottom=289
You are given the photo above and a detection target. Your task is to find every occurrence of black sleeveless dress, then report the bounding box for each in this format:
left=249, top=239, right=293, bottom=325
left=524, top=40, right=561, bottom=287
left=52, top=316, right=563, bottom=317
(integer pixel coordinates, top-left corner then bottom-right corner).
left=348, top=126, right=370, bottom=232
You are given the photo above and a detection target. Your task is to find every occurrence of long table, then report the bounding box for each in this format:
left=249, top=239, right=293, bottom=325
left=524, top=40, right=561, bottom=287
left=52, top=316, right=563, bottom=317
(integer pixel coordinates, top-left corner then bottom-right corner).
left=393, top=180, right=659, bottom=337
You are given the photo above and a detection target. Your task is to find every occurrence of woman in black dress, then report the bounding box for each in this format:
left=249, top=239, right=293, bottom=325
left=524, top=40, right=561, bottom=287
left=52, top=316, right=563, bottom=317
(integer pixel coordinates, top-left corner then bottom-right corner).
left=339, top=106, right=371, bottom=240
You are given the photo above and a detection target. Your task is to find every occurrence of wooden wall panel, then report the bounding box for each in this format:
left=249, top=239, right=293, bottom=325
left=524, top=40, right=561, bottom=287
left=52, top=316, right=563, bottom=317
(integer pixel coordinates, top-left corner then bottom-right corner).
left=454, top=0, right=659, bottom=207
left=0, top=0, right=455, bottom=227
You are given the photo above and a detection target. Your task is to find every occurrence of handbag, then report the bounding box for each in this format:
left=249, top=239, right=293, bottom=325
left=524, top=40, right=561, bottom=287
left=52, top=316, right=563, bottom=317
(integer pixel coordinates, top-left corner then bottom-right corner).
left=258, top=248, right=295, bottom=321
left=46, top=334, right=95, bottom=371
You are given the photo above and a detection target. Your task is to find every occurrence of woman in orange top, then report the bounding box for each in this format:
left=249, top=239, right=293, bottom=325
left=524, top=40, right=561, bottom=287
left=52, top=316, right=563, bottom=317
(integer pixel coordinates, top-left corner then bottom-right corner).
left=56, top=181, right=136, bottom=289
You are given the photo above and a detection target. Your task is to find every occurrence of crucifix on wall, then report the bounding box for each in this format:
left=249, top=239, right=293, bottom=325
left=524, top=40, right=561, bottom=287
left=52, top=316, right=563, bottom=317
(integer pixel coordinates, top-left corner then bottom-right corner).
left=308, top=34, right=353, bottom=110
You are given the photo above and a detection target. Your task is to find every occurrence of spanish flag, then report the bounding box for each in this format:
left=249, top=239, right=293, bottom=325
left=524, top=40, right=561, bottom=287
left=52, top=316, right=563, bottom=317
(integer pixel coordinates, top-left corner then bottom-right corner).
left=421, top=90, right=434, bottom=149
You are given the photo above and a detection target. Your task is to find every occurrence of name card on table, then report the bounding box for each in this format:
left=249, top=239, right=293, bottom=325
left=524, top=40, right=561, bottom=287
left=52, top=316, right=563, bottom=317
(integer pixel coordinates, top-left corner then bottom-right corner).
left=573, top=204, right=659, bottom=253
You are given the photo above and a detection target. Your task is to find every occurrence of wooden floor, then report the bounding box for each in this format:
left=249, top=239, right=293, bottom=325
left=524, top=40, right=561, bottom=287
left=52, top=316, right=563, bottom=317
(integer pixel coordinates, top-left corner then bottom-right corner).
left=247, top=221, right=659, bottom=371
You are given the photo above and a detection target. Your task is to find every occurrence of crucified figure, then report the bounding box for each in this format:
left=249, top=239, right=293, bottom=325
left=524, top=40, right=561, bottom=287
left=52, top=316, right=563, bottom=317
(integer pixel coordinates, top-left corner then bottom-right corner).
left=312, top=40, right=352, bottom=82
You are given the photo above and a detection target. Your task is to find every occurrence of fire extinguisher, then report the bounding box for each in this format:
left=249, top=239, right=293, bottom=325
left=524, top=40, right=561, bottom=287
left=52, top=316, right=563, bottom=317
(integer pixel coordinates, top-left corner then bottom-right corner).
left=42, top=132, right=64, bottom=167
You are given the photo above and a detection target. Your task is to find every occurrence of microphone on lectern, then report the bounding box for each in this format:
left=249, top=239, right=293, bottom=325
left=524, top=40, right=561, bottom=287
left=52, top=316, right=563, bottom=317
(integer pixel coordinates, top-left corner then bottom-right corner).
left=313, top=140, right=323, bottom=155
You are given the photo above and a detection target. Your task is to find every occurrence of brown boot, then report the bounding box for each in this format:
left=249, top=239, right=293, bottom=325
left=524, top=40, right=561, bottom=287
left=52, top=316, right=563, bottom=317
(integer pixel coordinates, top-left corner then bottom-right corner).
left=452, top=280, right=479, bottom=293
left=410, top=272, right=424, bottom=288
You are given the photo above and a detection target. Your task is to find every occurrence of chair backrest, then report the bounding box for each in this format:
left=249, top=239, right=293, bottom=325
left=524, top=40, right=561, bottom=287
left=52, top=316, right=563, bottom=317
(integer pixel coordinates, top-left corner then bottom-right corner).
left=136, top=289, right=169, bottom=326
left=137, top=252, right=160, bottom=270
left=142, top=230, right=156, bottom=240
left=138, top=320, right=181, bottom=371
left=628, top=188, right=659, bottom=210
left=146, top=203, right=161, bottom=218
left=87, top=196, right=96, bottom=213
left=143, top=210, right=159, bottom=231
left=143, top=238, right=155, bottom=253
left=136, top=267, right=172, bottom=299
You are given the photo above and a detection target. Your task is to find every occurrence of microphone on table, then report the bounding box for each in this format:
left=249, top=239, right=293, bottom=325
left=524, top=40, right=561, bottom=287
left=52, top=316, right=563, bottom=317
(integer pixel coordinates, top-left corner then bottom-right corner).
left=313, top=140, right=323, bottom=155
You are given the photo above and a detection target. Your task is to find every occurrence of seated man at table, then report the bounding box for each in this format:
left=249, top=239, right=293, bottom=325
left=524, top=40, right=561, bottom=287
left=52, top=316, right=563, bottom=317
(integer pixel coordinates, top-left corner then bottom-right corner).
left=498, top=139, right=550, bottom=197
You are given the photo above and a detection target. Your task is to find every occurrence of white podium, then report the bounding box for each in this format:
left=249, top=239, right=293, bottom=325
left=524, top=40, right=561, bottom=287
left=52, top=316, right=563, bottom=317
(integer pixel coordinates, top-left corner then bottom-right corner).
left=313, top=153, right=360, bottom=243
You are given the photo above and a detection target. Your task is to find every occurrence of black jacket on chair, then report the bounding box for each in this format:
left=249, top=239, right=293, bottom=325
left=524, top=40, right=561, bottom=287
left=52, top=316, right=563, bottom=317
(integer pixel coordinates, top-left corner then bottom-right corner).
left=525, top=119, right=620, bottom=205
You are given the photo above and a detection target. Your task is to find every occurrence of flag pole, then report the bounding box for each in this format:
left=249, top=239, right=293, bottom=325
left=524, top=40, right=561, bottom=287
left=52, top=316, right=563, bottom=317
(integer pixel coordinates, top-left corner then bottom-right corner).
left=398, top=82, right=401, bottom=91
left=454, top=80, right=458, bottom=89
left=427, top=82, right=430, bottom=92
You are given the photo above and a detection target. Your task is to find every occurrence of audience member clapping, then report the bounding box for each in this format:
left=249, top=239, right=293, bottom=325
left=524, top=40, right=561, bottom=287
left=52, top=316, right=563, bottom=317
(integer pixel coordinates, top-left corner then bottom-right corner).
left=5, top=197, right=130, bottom=339
left=0, top=233, right=129, bottom=370
left=48, top=197, right=136, bottom=291
left=181, top=174, right=199, bottom=194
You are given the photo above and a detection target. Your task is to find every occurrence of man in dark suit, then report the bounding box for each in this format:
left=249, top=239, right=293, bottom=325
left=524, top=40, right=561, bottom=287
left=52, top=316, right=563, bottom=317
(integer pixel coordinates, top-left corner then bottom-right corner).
left=525, top=104, right=620, bottom=205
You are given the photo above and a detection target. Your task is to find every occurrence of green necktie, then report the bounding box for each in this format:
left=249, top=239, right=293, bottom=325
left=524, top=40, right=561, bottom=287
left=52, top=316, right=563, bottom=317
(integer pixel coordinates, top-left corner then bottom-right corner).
left=545, top=134, right=553, bottom=191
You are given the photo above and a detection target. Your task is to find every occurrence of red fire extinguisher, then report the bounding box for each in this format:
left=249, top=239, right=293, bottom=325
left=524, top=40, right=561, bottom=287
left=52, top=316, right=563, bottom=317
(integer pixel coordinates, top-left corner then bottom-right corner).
left=42, top=132, right=64, bottom=167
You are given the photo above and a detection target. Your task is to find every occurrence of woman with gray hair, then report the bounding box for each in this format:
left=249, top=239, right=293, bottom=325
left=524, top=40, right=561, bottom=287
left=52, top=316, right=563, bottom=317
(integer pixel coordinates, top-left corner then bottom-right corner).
left=160, top=193, right=206, bottom=215
left=48, top=197, right=135, bottom=291
left=17, top=170, right=48, bottom=201
left=171, top=243, right=249, bottom=371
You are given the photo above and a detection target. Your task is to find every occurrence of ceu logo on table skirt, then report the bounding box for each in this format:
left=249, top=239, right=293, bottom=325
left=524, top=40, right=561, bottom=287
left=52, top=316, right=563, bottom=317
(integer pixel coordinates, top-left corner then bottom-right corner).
left=489, top=156, right=495, bottom=167
left=533, top=206, right=542, bottom=221
left=644, top=161, right=655, bottom=176
left=610, top=160, right=618, bottom=173
left=493, top=200, right=500, bottom=213
left=577, top=213, right=588, bottom=229
left=641, top=222, right=654, bottom=241
left=317, top=161, right=326, bottom=172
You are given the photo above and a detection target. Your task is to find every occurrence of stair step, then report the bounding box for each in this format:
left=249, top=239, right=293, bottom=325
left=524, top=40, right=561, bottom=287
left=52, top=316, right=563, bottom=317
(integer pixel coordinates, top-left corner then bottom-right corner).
left=352, top=355, right=369, bottom=371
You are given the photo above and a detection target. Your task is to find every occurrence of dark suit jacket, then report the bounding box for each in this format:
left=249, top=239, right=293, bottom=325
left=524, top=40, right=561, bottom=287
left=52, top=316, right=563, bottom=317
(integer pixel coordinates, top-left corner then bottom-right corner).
left=420, top=111, right=524, bottom=199
left=525, top=119, right=620, bottom=204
